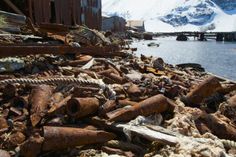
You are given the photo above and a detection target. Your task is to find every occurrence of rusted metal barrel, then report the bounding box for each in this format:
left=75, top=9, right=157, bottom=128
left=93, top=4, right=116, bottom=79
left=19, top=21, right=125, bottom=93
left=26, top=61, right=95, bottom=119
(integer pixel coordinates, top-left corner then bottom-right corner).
left=66, top=97, right=99, bottom=118
left=182, top=76, right=222, bottom=106
left=42, top=126, right=116, bottom=151
left=29, top=85, right=53, bottom=127
left=108, top=94, right=175, bottom=122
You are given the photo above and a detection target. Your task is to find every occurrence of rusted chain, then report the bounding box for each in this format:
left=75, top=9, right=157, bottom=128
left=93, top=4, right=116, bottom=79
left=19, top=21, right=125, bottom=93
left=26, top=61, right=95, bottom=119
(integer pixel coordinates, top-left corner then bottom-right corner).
left=0, top=77, right=116, bottom=99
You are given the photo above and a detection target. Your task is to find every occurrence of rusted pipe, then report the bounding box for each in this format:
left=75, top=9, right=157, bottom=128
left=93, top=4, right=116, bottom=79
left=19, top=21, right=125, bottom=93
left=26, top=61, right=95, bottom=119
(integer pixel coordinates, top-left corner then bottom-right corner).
left=103, top=73, right=127, bottom=84
left=108, top=94, right=175, bottom=122
left=220, top=95, right=236, bottom=120
left=126, top=83, right=142, bottom=97
left=42, top=126, right=116, bottom=151
left=20, top=133, right=44, bottom=157
left=99, top=100, right=117, bottom=116
left=118, top=99, right=138, bottom=107
left=66, top=97, right=100, bottom=118
left=73, top=86, right=100, bottom=97
left=48, top=96, right=72, bottom=115
left=29, top=85, right=53, bottom=127
left=181, top=76, right=222, bottom=106
left=219, top=84, right=236, bottom=94
left=199, top=113, right=236, bottom=141
left=97, top=69, right=114, bottom=76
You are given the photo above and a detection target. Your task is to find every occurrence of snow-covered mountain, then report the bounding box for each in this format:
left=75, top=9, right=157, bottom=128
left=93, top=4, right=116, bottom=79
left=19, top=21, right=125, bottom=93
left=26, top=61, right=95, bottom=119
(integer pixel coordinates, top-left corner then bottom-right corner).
left=102, top=0, right=236, bottom=32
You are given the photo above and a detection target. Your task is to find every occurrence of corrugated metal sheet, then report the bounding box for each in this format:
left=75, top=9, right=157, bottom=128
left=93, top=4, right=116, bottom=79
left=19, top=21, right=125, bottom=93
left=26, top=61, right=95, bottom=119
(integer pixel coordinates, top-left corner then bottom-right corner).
left=29, top=0, right=101, bottom=30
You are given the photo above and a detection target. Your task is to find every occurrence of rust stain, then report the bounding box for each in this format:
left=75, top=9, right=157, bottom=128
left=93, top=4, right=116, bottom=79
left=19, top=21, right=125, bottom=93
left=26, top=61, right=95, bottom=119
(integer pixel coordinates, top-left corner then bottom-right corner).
left=29, top=0, right=101, bottom=30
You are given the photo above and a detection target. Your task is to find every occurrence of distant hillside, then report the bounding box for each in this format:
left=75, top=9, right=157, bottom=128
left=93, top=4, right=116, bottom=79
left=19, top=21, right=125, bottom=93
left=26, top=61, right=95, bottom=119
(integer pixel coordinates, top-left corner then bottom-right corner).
left=102, top=0, right=236, bottom=32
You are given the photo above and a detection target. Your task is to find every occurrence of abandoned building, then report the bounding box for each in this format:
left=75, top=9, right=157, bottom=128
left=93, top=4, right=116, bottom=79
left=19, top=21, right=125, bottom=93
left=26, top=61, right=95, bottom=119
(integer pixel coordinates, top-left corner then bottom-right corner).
left=126, top=20, right=145, bottom=32
left=0, top=0, right=102, bottom=30
left=102, top=16, right=126, bottom=32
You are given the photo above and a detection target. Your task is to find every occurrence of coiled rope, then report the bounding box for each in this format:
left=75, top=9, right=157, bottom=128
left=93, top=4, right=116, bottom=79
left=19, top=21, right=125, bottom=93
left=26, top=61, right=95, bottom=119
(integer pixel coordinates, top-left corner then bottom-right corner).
left=221, top=139, right=236, bottom=149
left=0, top=77, right=116, bottom=99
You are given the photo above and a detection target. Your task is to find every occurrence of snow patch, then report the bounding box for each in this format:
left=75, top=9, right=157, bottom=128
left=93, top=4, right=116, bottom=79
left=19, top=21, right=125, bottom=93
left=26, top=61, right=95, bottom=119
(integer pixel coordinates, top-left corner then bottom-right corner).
left=102, top=0, right=236, bottom=32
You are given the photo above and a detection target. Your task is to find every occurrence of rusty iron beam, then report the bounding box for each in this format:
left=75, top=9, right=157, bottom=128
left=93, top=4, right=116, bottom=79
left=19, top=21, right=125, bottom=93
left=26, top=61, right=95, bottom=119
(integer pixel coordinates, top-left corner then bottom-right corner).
left=0, top=45, right=125, bottom=58
left=3, top=0, right=24, bottom=15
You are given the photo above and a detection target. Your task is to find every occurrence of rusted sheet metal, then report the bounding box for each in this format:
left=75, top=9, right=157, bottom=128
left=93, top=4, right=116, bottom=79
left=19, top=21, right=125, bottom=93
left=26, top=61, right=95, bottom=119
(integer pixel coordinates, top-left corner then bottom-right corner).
left=108, top=94, right=176, bottom=122
left=29, top=85, right=53, bottom=127
left=42, top=126, right=116, bottom=151
left=182, top=76, right=222, bottom=106
left=33, top=0, right=51, bottom=24
left=0, top=45, right=124, bottom=58
left=66, top=97, right=99, bottom=118
left=30, top=0, right=101, bottom=29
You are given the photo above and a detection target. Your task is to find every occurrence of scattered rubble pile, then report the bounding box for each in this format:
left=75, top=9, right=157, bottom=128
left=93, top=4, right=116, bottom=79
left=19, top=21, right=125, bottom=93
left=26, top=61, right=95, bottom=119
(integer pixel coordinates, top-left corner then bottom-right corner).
left=0, top=14, right=236, bottom=157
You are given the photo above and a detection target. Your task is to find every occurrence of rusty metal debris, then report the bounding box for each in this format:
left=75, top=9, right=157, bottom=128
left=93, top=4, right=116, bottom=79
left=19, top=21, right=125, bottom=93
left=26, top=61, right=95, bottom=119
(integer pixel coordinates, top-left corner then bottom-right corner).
left=66, top=97, right=100, bottom=118
left=0, top=7, right=236, bottom=157
left=108, top=94, right=175, bottom=122
left=29, top=85, right=53, bottom=127
left=42, top=126, right=116, bottom=151
left=181, top=76, right=222, bottom=106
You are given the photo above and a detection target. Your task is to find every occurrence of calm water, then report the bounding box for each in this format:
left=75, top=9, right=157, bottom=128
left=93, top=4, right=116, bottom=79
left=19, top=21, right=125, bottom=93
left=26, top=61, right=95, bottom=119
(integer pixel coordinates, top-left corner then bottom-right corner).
left=131, top=37, right=236, bottom=81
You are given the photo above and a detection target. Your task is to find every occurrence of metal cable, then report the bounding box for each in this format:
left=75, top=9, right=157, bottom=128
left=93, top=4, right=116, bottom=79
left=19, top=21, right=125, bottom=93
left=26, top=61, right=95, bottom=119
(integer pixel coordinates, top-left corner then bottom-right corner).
left=0, top=77, right=116, bottom=99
